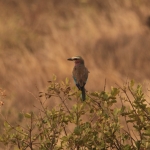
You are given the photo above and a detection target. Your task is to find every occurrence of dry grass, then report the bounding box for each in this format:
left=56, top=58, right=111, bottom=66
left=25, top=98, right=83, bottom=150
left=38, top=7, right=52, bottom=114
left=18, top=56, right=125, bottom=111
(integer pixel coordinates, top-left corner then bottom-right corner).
left=0, top=0, right=150, bottom=120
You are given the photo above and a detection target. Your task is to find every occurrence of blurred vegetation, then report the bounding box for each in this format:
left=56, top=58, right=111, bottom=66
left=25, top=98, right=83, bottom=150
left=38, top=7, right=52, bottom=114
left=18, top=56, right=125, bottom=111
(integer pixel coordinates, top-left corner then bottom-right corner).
left=1, top=77, right=150, bottom=149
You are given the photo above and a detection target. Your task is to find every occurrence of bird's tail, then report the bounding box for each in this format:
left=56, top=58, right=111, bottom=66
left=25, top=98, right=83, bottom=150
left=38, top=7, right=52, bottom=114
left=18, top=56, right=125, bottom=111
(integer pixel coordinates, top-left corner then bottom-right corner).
left=81, top=87, right=86, bottom=101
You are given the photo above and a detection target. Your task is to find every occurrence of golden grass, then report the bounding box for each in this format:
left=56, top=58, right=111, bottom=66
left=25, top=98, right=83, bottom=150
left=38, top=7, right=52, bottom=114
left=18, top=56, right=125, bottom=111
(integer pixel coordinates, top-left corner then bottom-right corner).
left=0, top=0, right=150, bottom=117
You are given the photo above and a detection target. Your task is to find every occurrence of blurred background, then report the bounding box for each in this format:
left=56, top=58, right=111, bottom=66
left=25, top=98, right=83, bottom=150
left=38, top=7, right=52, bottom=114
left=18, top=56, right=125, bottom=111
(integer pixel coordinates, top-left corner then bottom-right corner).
left=0, top=0, right=150, bottom=118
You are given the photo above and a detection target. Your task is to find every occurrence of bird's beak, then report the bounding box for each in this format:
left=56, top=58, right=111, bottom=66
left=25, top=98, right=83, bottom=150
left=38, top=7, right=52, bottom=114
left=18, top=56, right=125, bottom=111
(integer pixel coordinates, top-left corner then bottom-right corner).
left=67, top=58, right=74, bottom=61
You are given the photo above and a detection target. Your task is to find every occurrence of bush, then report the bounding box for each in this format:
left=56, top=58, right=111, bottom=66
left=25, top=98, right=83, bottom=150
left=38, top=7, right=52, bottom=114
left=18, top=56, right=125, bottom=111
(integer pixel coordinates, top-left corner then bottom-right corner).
left=0, top=76, right=150, bottom=150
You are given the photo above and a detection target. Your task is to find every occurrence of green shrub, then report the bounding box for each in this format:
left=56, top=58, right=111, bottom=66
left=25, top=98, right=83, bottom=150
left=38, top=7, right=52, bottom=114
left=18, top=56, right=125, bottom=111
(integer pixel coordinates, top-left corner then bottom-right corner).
left=0, top=76, right=150, bottom=150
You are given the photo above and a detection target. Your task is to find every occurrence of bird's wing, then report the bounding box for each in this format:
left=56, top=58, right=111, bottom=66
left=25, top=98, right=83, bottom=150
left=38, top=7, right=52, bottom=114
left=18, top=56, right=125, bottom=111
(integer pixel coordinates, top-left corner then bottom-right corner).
left=72, top=65, right=89, bottom=87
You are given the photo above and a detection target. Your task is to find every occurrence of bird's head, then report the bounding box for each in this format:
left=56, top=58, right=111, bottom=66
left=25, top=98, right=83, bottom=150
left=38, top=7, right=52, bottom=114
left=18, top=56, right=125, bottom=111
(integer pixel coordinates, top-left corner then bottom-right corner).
left=67, top=56, right=84, bottom=65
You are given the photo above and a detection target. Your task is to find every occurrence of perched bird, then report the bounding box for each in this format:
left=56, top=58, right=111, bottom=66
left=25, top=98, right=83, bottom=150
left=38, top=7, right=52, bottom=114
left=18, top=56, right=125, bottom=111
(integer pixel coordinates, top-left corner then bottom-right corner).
left=67, top=56, right=89, bottom=101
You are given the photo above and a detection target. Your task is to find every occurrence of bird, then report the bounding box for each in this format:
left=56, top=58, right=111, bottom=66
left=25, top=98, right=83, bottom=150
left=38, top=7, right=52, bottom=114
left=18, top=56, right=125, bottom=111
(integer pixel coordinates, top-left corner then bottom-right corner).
left=67, top=56, right=89, bottom=101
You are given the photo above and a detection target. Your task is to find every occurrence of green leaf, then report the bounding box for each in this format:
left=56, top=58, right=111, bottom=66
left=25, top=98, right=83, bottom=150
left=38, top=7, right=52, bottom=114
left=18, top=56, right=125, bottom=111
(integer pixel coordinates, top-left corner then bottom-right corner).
left=135, top=140, right=141, bottom=149
left=143, top=129, right=150, bottom=136
left=146, top=142, right=150, bottom=149
left=113, top=108, right=121, bottom=115
left=68, top=91, right=76, bottom=96
left=53, top=74, right=57, bottom=81
left=90, top=92, right=99, bottom=97
left=24, top=113, right=31, bottom=118
left=120, top=105, right=126, bottom=114
left=90, top=108, right=94, bottom=113
left=130, top=80, right=134, bottom=87
left=111, top=87, right=119, bottom=96
left=4, top=121, right=10, bottom=128
left=74, top=126, right=82, bottom=135
left=65, top=77, right=69, bottom=85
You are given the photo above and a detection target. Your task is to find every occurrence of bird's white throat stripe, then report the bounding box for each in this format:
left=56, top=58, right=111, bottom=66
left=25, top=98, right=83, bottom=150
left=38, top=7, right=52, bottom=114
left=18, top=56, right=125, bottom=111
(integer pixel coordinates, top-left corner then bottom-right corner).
left=72, top=56, right=81, bottom=59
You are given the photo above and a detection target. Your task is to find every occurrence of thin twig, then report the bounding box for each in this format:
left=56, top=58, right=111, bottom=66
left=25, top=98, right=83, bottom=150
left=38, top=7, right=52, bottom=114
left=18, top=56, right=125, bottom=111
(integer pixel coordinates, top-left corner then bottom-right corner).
left=104, top=78, right=106, bottom=92
left=115, top=83, right=135, bottom=147
left=29, top=113, right=33, bottom=150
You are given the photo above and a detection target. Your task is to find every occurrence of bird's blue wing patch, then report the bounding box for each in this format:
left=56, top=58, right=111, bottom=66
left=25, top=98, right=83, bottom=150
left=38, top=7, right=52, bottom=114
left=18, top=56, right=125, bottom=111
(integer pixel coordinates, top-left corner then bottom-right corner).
left=73, top=76, right=81, bottom=90
left=73, top=76, right=77, bottom=84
